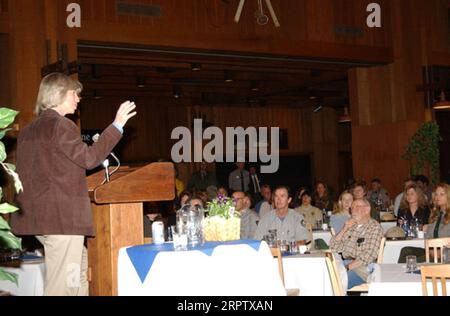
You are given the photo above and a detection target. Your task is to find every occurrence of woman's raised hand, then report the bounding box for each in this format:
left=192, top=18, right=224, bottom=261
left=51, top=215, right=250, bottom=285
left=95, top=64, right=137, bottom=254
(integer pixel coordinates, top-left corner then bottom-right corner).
left=113, top=101, right=137, bottom=128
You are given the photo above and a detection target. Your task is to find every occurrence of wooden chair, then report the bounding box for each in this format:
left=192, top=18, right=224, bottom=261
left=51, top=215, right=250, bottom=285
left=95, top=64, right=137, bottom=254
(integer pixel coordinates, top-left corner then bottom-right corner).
left=420, top=264, right=450, bottom=296
left=325, top=252, right=345, bottom=296
left=347, top=237, right=386, bottom=293
left=330, top=227, right=336, bottom=237
left=425, top=237, right=450, bottom=263
left=270, top=247, right=300, bottom=296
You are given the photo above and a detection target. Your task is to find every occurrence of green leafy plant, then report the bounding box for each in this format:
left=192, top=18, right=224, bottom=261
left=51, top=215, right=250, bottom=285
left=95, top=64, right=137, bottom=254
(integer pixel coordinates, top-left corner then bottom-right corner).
left=0, top=108, right=23, bottom=285
left=205, top=195, right=239, bottom=219
left=402, top=121, right=442, bottom=184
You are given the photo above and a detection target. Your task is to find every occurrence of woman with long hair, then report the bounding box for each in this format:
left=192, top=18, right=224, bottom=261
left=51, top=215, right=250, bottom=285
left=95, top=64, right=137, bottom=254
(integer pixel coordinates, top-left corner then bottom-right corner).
left=312, top=182, right=332, bottom=213
left=330, top=190, right=353, bottom=234
left=397, top=184, right=430, bottom=228
left=398, top=183, right=450, bottom=263
left=425, top=183, right=450, bottom=239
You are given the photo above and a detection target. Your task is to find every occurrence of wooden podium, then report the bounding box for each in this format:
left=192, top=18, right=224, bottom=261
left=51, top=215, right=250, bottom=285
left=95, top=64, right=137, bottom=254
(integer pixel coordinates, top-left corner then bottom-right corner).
left=86, top=162, right=175, bottom=296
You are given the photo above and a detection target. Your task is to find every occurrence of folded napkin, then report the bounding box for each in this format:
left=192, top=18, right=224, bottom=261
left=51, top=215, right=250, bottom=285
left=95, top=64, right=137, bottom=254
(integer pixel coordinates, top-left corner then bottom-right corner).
left=126, top=240, right=262, bottom=283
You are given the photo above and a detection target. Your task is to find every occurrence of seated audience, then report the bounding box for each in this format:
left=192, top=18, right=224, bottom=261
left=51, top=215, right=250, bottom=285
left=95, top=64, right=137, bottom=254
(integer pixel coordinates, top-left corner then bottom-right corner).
left=394, top=178, right=415, bottom=216
left=254, top=186, right=309, bottom=242
left=295, top=190, right=323, bottom=228
left=352, top=181, right=380, bottom=222
left=330, top=191, right=353, bottom=234
left=366, top=178, right=390, bottom=210
left=330, top=198, right=383, bottom=289
left=312, top=182, right=332, bottom=213
left=255, top=185, right=271, bottom=215
left=398, top=183, right=450, bottom=263
left=415, top=175, right=432, bottom=204
left=232, top=191, right=259, bottom=240
left=397, top=184, right=430, bottom=227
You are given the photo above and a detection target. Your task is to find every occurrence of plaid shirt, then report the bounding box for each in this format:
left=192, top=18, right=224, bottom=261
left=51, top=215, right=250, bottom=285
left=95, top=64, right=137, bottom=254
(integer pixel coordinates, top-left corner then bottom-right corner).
left=330, top=218, right=383, bottom=265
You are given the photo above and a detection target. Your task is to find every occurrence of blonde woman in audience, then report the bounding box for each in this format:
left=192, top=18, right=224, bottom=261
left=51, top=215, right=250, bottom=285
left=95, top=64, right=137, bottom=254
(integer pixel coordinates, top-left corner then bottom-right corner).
left=330, top=190, right=353, bottom=234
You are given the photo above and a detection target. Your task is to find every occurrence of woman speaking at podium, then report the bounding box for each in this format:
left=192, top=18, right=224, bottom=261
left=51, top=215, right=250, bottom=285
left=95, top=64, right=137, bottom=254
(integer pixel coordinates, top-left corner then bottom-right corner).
left=11, top=72, right=137, bottom=296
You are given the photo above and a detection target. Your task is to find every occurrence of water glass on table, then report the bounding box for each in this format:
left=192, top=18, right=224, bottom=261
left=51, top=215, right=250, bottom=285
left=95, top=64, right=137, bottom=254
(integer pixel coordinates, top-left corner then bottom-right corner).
left=172, top=225, right=188, bottom=251
left=406, top=255, right=418, bottom=273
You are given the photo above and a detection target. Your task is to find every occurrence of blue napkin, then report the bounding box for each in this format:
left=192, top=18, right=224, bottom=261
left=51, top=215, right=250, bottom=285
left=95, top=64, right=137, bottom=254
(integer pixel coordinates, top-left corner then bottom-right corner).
left=126, top=240, right=262, bottom=283
left=20, top=254, right=44, bottom=262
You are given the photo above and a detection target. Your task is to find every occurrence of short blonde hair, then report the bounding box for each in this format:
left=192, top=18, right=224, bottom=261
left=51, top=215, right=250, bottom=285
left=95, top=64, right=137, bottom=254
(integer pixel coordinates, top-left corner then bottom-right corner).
left=35, top=73, right=82, bottom=115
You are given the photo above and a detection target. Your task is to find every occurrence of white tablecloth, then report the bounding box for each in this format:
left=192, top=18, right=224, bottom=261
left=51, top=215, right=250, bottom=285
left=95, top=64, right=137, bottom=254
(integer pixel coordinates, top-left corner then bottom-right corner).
left=381, top=221, right=397, bottom=232
left=382, top=239, right=424, bottom=263
left=313, top=230, right=332, bottom=245
left=280, top=254, right=334, bottom=296
left=368, top=264, right=450, bottom=296
left=0, top=261, right=45, bottom=296
left=118, top=241, right=286, bottom=296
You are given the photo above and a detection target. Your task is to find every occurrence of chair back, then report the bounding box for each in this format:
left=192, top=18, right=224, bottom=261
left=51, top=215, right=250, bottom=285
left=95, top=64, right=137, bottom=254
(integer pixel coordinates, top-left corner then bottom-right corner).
left=270, top=247, right=284, bottom=286
left=330, top=227, right=336, bottom=237
left=420, top=264, right=450, bottom=296
left=425, top=237, right=450, bottom=263
left=377, top=237, right=386, bottom=264
left=325, top=252, right=345, bottom=296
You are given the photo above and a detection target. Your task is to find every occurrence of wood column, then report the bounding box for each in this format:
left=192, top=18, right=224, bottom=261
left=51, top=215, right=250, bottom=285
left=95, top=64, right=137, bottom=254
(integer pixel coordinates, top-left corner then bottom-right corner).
left=348, top=0, right=439, bottom=195
left=311, top=107, right=339, bottom=197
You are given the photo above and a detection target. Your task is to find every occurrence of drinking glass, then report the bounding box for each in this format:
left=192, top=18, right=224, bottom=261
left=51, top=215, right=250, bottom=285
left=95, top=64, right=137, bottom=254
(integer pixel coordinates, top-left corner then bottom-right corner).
left=172, top=225, right=188, bottom=251
left=443, top=245, right=450, bottom=264
left=406, top=255, right=418, bottom=273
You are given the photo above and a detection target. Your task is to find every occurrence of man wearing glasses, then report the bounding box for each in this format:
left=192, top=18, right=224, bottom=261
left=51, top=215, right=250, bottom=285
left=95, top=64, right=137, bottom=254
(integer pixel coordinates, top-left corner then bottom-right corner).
left=330, top=198, right=383, bottom=289
left=232, top=191, right=259, bottom=239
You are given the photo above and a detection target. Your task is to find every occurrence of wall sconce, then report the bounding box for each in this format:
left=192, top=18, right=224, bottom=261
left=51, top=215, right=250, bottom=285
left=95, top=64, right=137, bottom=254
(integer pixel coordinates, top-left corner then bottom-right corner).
left=224, top=70, right=234, bottom=83
left=173, top=86, right=181, bottom=99
left=338, top=106, right=351, bottom=123
left=250, top=81, right=260, bottom=92
left=136, top=77, right=146, bottom=88
left=433, top=91, right=450, bottom=110
left=191, top=63, right=202, bottom=71
left=313, top=105, right=323, bottom=113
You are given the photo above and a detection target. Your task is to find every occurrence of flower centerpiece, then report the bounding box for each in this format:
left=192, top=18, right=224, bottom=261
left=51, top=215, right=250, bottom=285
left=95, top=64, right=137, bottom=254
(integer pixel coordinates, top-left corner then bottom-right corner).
left=203, top=195, right=240, bottom=241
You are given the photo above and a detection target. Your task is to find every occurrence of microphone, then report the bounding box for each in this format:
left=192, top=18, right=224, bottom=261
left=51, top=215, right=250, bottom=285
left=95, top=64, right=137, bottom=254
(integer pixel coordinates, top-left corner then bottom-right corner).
left=102, top=158, right=110, bottom=183
left=93, top=133, right=121, bottom=184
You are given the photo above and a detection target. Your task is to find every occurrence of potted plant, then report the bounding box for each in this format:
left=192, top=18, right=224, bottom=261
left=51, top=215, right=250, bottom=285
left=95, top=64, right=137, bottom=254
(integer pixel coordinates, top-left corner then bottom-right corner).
left=402, top=121, right=442, bottom=184
left=0, top=108, right=23, bottom=286
left=203, top=195, right=241, bottom=242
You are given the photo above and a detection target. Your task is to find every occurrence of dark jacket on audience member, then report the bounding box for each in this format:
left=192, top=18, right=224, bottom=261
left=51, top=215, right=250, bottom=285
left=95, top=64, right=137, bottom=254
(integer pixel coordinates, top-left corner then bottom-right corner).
left=397, top=207, right=430, bottom=226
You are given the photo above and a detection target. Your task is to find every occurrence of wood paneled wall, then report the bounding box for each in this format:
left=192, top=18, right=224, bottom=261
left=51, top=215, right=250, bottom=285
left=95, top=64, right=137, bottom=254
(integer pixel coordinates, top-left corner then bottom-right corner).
left=349, top=0, right=450, bottom=196
left=80, top=96, right=339, bottom=188
left=69, top=0, right=392, bottom=62
left=0, top=0, right=10, bottom=33
left=5, top=0, right=450, bottom=198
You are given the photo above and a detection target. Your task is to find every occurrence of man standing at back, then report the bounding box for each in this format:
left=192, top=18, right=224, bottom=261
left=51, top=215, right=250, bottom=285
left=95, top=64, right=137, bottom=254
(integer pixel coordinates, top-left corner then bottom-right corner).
left=229, top=162, right=249, bottom=193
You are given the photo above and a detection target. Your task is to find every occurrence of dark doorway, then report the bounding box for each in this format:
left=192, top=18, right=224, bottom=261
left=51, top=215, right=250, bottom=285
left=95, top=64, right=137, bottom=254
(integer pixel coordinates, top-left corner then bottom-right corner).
left=436, top=110, right=450, bottom=183
left=215, top=155, right=312, bottom=194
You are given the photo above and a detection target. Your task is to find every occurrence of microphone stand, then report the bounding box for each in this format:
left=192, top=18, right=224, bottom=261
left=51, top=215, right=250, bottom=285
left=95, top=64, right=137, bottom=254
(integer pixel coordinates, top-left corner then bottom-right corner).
left=102, top=159, right=110, bottom=183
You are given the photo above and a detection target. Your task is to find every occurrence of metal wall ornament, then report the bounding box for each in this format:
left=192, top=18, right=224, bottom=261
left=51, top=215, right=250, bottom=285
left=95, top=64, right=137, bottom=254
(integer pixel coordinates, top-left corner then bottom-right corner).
left=234, top=0, right=280, bottom=28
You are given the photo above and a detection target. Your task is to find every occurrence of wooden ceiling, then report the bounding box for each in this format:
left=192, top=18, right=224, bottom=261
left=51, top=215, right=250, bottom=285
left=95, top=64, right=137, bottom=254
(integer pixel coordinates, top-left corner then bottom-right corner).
left=77, top=42, right=382, bottom=109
